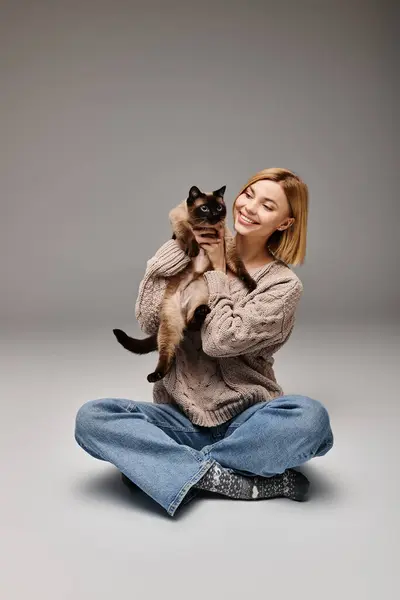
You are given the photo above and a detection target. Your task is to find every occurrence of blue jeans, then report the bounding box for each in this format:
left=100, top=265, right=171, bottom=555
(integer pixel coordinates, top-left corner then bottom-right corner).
left=74, top=395, right=334, bottom=517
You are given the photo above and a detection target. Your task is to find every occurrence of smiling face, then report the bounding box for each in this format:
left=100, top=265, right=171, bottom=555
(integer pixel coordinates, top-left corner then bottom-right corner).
left=233, top=179, right=294, bottom=240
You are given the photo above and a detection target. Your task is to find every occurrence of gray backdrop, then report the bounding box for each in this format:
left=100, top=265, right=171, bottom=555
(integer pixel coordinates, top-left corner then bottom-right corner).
left=1, top=0, right=398, bottom=331
left=1, top=2, right=399, bottom=599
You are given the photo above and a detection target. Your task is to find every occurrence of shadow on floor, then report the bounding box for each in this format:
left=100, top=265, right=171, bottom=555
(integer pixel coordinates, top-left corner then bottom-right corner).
left=74, top=467, right=212, bottom=520
left=74, top=463, right=340, bottom=520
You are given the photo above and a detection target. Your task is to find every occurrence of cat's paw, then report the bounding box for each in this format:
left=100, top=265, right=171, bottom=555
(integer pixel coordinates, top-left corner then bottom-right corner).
left=194, top=304, right=211, bottom=319
left=186, top=320, right=202, bottom=331
left=147, top=370, right=164, bottom=383
left=187, top=239, right=200, bottom=258
left=240, top=276, right=257, bottom=292
left=187, top=305, right=211, bottom=330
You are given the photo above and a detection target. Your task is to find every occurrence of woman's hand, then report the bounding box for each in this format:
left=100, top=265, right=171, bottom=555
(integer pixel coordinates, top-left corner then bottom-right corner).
left=191, top=222, right=226, bottom=273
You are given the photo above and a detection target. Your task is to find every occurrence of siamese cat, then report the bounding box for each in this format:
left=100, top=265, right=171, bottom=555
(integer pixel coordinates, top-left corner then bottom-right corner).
left=113, top=185, right=257, bottom=383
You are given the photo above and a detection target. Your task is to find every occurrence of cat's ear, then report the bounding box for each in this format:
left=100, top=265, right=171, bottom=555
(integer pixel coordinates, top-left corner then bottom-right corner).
left=213, top=185, right=226, bottom=198
left=187, top=186, right=203, bottom=205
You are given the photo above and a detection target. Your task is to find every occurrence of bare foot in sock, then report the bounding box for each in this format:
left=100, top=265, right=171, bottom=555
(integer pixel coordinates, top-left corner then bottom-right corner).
left=194, top=463, right=310, bottom=502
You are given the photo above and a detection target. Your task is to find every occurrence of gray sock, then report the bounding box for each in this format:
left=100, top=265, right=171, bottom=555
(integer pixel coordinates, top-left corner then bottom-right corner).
left=194, top=462, right=309, bottom=502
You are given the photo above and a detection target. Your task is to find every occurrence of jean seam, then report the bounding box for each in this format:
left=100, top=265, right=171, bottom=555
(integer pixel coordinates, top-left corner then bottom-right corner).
left=75, top=432, right=104, bottom=460
left=76, top=425, right=204, bottom=464
left=186, top=446, right=205, bottom=461
left=294, top=436, right=333, bottom=463
left=124, top=402, right=200, bottom=433
left=167, top=458, right=216, bottom=517
left=154, top=424, right=200, bottom=433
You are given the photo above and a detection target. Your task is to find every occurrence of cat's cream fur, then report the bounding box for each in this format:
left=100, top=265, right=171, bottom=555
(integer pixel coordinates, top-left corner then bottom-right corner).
left=113, top=186, right=257, bottom=382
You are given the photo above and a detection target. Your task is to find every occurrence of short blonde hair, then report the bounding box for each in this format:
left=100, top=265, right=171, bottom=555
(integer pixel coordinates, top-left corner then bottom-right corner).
left=232, top=167, right=309, bottom=266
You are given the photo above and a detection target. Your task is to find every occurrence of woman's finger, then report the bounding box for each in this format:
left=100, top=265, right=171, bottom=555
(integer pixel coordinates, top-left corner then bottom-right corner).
left=200, top=240, right=221, bottom=249
left=194, top=225, right=221, bottom=231
left=192, top=232, right=219, bottom=244
left=198, top=237, right=220, bottom=245
left=193, top=228, right=218, bottom=238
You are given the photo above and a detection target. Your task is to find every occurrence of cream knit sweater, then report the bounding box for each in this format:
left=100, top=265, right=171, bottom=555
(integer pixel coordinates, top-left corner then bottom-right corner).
left=135, top=238, right=303, bottom=427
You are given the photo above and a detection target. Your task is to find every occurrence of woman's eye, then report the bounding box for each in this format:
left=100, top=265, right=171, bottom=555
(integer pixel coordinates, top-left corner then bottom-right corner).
left=263, top=205, right=273, bottom=211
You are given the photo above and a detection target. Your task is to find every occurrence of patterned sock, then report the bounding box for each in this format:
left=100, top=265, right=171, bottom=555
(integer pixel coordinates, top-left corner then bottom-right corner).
left=194, top=462, right=310, bottom=502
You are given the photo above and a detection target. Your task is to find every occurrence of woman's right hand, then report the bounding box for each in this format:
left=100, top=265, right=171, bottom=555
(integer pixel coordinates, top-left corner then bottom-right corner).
left=190, top=223, right=223, bottom=246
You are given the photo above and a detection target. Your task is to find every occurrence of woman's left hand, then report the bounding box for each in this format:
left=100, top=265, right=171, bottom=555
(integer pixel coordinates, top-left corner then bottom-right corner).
left=191, top=222, right=226, bottom=273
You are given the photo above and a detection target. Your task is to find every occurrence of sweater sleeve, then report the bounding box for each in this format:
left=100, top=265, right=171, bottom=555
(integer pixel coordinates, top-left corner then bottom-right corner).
left=134, top=239, right=191, bottom=335
left=200, top=270, right=303, bottom=358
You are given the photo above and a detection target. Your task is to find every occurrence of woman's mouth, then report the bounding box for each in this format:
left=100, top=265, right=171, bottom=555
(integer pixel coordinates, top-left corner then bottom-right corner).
left=237, top=211, right=258, bottom=226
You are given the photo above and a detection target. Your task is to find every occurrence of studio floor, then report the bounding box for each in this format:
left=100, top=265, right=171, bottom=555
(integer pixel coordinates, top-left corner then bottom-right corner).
left=0, top=320, right=397, bottom=599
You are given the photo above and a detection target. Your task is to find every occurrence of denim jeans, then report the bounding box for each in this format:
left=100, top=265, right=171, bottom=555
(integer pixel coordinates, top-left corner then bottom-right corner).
left=74, top=395, right=334, bottom=517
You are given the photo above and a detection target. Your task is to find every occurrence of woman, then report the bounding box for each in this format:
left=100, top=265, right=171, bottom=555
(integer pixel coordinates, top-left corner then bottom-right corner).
left=74, top=167, right=334, bottom=517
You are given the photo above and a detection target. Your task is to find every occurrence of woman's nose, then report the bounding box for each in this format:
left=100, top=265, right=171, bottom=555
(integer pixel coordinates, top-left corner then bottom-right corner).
left=245, top=200, right=258, bottom=215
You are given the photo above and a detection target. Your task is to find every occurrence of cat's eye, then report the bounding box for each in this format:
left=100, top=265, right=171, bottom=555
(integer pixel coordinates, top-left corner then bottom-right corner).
left=200, top=206, right=209, bottom=212
left=216, top=206, right=223, bottom=211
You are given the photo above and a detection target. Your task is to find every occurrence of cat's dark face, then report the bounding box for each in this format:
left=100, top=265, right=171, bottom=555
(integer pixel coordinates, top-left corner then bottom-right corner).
left=186, top=185, right=227, bottom=225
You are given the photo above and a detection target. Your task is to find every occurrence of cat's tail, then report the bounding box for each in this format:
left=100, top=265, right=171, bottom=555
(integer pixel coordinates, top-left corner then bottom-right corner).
left=113, top=328, right=157, bottom=354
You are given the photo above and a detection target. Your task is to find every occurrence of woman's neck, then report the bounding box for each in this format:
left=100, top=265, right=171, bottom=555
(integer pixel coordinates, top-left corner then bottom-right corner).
left=234, top=234, right=275, bottom=267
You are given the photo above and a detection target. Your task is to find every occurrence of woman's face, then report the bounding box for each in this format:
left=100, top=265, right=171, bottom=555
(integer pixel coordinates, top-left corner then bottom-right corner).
left=233, top=179, right=293, bottom=239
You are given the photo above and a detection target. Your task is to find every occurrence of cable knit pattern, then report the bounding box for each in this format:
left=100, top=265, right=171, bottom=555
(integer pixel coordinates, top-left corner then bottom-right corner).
left=134, top=238, right=304, bottom=427
left=201, top=270, right=301, bottom=357
left=135, top=239, right=191, bottom=335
